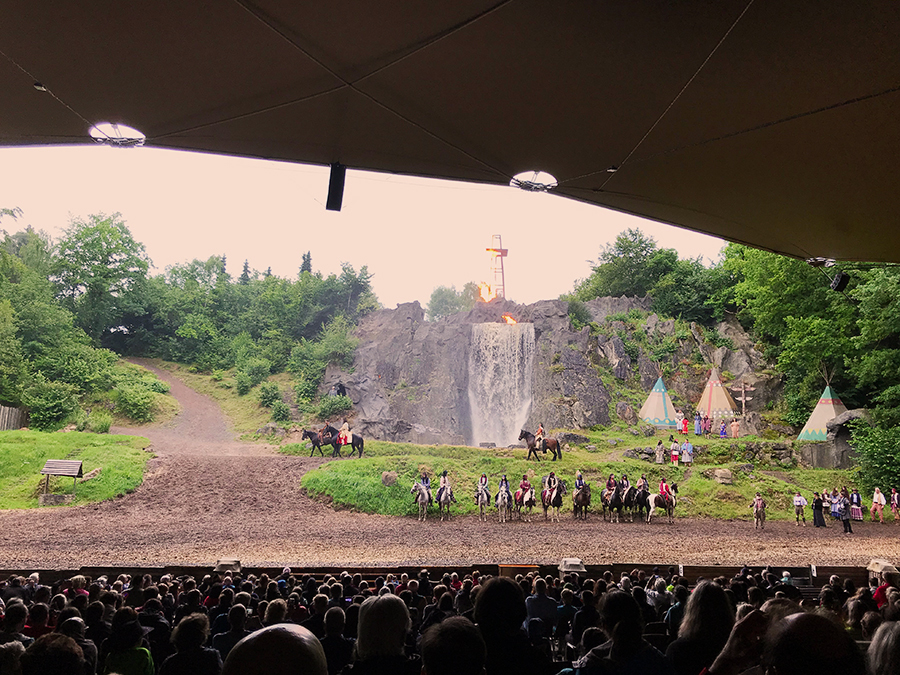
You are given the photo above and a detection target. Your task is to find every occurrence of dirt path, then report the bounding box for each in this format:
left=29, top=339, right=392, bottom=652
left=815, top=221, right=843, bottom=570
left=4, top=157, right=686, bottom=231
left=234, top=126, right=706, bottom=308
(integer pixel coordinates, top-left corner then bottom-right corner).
left=1, top=366, right=899, bottom=570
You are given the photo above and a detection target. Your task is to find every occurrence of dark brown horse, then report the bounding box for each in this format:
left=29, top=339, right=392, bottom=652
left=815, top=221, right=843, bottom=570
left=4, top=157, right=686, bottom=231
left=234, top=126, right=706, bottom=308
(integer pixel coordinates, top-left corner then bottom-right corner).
left=519, top=429, right=562, bottom=461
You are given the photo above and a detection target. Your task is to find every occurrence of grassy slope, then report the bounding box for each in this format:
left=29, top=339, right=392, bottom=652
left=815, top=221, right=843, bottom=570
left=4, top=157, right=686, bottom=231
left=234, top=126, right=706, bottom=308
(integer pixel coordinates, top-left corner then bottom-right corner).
left=0, top=430, right=152, bottom=509
left=294, top=432, right=852, bottom=521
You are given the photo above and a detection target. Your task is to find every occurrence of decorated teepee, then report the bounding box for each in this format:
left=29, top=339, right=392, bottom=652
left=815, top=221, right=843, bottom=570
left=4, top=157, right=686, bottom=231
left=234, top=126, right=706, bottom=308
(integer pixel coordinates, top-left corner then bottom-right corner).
left=798, top=386, right=848, bottom=441
left=639, top=377, right=678, bottom=428
left=696, top=368, right=738, bottom=419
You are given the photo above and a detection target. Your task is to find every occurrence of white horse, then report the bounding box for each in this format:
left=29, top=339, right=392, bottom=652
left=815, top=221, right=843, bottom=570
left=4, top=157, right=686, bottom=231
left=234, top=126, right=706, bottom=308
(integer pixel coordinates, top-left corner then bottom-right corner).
left=647, top=484, right=678, bottom=524
left=516, top=487, right=536, bottom=522
left=410, top=483, right=429, bottom=522
left=497, top=488, right=511, bottom=523
left=437, top=485, right=453, bottom=522
left=476, top=486, right=490, bottom=522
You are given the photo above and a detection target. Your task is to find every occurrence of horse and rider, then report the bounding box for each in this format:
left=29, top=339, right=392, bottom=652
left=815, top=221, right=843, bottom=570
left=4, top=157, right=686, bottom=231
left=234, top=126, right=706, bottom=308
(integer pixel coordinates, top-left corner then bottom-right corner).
left=573, top=470, right=591, bottom=520
left=308, top=420, right=364, bottom=458
left=519, top=427, right=562, bottom=461
left=515, top=474, right=536, bottom=520
left=647, top=478, right=678, bottom=524
left=541, top=471, right=566, bottom=522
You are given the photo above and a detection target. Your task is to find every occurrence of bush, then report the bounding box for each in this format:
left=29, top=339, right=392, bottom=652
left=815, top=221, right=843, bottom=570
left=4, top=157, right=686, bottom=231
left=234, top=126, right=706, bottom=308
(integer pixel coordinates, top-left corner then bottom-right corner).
left=87, top=409, right=113, bottom=433
left=318, top=394, right=352, bottom=419
left=211, top=369, right=225, bottom=382
left=567, top=299, right=592, bottom=331
left=240, top=357, right=272, bottom=387
left=22, top=379, right=80, bottom=431
left=115, top=385, right=156, bottom=423
left=258, top=382, right=281, bottom=408
left=143, top=378, right=170, bottom=394
left=271, top=400, right=292, bottom=423
left=235, top=371, right=253, bottom=396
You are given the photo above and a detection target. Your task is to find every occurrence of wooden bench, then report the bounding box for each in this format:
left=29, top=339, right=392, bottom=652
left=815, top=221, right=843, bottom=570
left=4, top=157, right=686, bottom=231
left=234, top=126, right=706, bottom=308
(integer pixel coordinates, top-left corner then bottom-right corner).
left=40, top=460, right=84, bottom=495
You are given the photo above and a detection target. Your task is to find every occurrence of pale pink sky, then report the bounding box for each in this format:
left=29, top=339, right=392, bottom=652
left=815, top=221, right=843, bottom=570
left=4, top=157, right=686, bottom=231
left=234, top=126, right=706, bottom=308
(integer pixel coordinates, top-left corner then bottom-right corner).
left=0, top=145, right=725, bottom=308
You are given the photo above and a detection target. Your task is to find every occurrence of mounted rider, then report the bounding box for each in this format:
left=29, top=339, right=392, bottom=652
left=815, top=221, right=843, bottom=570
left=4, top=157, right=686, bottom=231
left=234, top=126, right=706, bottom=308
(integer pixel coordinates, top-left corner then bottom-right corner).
left=535, top=422, right=545, bottom=451
left=475, top=473, right=491, bottom=504
left=637, top=474, right=650, bottom=492
left=497, top=474, right=512, bottom=506
left=516, top=474, right=532, bottom=505
left=606, top=473, right=618, bottom=493
left=543, top=471, right=559, bottom=504
left=337, top=419, right=351, bottom=446
left=417, top=471, right=432, bottom=505
left=437, top=470, right=457, bottom=504
left=659, top=477, right=673, bottom=506
left=620, top=474, right=631, bottom=491
left=573, top=470, right=586, bottom=499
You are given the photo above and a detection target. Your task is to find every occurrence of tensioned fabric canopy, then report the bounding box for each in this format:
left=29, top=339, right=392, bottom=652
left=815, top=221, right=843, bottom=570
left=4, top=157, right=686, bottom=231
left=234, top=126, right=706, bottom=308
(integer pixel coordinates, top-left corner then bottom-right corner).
left=2, top=1, right=898, bottom=261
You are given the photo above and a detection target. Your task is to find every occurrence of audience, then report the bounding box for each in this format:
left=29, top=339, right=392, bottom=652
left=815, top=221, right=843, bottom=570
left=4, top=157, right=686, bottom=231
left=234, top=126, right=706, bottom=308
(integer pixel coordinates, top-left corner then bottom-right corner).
left=0, top=564, right=896, bottom=675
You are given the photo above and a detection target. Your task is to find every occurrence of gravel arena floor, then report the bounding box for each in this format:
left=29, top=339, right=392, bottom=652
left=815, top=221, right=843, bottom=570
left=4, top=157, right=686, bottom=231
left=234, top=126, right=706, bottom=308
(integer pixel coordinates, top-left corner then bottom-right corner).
left=1, top=364, right=899, bottom=571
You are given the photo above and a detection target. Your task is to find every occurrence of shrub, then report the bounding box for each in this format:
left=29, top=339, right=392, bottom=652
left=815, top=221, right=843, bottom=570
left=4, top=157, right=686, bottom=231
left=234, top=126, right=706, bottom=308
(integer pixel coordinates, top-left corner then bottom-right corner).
left=143, top=378, right=170, bottom=394
left=258, top=382, right=281, bottom=408
left=271, top=400, right=292, bottom=423
left=115, top=385, right=156, bottom=423
left=240, top=357, right=272, bottom=387
left=210, top=370, right=225, bottom=382
left=235, top=371, right=253, bottom=396
left=318, top=394, right=352, bottom=419
left=22, top=379, right=80, bottom=431
left=87, top=409, right=113, bottom=433
left=567, top=299, right=592, bottom=331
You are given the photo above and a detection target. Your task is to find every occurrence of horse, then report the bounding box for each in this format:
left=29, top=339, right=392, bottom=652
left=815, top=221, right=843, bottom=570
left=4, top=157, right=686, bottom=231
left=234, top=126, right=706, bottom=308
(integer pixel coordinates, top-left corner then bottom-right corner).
left=752, top=498, right=767, bottom=529
left=601, top=484, right=625, bottom=523
left=437, top=485, right=452, bottom=522
left=573, top=483, right=591, bottom=520
left=320, top=424, right=365, bottom=458
left=515, top=486, right=536, bottom=521
left=476, top=486, right=491, bottom=522
left=497, top=488, right=511, bottom=523
left=301, top=429, right=328, bottom=457
left=621, top=485, right=638, bottom=522
left=541, top=477, right=567, bottom=522
left=633, top=488, right=652, bottom=523
left=410, top=483, right=429, bottom=521
left=647, top=484, right=679, bottom=524
left=518, top=430, right=562, bottom=461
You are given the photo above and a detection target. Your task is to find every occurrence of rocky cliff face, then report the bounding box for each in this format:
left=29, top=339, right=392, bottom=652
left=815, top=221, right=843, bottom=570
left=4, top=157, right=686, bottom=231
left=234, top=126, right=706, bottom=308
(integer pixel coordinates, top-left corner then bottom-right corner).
left=324, top=296, right=786, bottom=445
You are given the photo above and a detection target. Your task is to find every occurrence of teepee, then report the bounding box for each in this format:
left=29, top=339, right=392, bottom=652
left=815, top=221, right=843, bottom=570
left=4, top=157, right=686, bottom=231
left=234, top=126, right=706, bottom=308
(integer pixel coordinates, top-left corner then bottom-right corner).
left=696, top=368, right=738, bottom=419
left=798, top=386, right=848, bottom=441
left=639, top=377, right=678, bottom=428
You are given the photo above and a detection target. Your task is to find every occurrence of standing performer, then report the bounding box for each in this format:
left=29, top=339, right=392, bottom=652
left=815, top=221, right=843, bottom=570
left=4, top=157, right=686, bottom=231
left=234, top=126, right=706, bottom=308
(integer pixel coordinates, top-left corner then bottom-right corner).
left=730, top=419, right=741, bottom=438
left=669, top=436, right=680, bottom=466
left=655, top=440, right=666, bottom=464
left=871, top=488, right=887, bottom=523
left=891, top=488, right=900, bottom=521
left=694, top=413, right=702, bottom=436
left=793, top=492, right=808, bottom=526
left=850, top=488, right=864, bottom=521
left=812, top=492, right=827, bottom=527
left=840, top=491, right=853, bottom=534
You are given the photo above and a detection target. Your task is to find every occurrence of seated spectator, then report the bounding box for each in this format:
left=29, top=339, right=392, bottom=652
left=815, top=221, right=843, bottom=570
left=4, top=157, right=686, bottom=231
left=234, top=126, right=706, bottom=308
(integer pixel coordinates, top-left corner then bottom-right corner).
left=319, top=607, right=353, bottom=675
left=264, top=599, right=288, bottom=626
left=84, top=601, right=111, bottom=648
left=222, top=624, right=326, bottom=675
left=861, top=610, right=884, bottom=641
left=100, top=609, right=154, bottom=675
left=526, top=579, right=558, bottom=639
left=343, top=594, right=420, bottom=675
left=0, top=640, right=25, bottom=674
left=19, top=633, right=85, bottom=675
left=420, top=616, right=485, bottom=675
left=212, top=605, right=250, bottom=662
left=159, top=613, right=221, bottom=675
left=571, top=591, right=598, bottom=646
left=868, top=620, right=900, bottom=675
left=301, top=595, right=329, bottom=639
left=22, top=604, right=52, bottom=640
left=474, top=577, right=552, bottom=675
left=574, top=591, right=672, bottom=675
left=58, top=617, right=98, bottom=675
left=556, top=588, right=577, bottom=643
left=663, top=586, right=689, bottom=638
left=138, top=598, right=172, bottom=667
left=0, top=603, right=33, bottom=648
left=666, top=580, right=734, bottom=675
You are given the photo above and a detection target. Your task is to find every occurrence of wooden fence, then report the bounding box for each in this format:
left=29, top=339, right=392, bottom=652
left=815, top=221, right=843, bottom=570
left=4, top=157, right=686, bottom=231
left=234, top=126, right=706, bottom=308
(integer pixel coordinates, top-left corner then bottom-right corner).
left=0, top=405, right=27, bottom=431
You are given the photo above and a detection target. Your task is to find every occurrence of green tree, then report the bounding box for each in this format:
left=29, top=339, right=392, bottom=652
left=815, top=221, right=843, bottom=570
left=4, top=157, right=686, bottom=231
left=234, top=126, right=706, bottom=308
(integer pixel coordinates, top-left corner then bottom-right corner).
left=0, top=299, right=26, bottom=405
left=239, top=260, right=251, bottom=285
left=426, top=282, right=479, bottom=321
left=300, top=252, right=312, bottom=274
left=53, top=213, right=151, bottom=343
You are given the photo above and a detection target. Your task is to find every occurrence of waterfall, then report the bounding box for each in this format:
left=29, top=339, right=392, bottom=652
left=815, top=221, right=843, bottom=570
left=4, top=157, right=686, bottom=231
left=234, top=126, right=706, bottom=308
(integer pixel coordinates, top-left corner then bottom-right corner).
left=467, top=322, right=535, bottom=446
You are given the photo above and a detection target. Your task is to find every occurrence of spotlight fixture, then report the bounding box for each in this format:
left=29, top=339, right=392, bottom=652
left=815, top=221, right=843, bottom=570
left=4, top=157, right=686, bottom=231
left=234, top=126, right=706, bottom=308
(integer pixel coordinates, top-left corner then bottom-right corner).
left=33, top=82, right=47, bottom=92
left=830, top=271, right=850, bottom=292
left=510, top=170, right=557, bottom=192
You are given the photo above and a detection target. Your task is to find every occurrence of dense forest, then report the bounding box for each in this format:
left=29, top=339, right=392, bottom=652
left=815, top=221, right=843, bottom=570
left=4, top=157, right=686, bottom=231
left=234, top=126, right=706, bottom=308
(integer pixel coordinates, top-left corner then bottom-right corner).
left=0, top=210, right=376, bottom=429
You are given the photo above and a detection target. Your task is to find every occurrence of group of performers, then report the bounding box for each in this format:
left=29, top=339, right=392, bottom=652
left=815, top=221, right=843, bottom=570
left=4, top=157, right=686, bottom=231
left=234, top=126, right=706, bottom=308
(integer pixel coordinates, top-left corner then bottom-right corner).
left=413, top=470, right=676, bottom=510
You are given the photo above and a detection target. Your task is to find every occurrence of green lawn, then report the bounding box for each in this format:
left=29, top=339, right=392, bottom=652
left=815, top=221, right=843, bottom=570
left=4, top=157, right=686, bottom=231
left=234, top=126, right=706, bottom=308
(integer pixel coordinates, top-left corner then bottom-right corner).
left=294, top=436, right=854, bottom=521
left=0, top=430, right=152, bottom=509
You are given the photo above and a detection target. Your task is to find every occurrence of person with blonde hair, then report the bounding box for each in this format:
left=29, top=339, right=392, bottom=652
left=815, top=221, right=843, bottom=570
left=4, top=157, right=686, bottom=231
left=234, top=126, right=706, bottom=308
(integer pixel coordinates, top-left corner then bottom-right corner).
left=344, top=594, right=419, bottom=675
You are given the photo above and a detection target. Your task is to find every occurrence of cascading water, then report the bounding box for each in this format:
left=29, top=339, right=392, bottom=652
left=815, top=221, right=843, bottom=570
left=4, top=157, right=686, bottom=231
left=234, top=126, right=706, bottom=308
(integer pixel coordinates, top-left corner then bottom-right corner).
left=467, top=322, right=535, bottom=446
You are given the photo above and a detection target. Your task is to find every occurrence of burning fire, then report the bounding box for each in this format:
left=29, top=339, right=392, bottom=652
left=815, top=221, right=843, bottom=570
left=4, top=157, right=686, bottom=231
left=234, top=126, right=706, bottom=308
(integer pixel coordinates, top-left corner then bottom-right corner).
left=501, top=313, right=517, bottom=325
left=478, top=282, right=496, bottom=302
